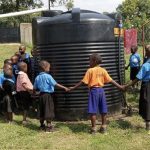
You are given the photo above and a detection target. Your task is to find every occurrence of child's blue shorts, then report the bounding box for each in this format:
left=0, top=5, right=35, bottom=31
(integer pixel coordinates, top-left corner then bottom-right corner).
left=88, top=87, right=107, bottom=114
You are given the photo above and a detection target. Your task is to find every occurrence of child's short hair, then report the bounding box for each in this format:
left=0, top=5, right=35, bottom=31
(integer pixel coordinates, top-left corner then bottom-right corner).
left=3, top=64, right=12, bottom=71
left=4, top=59, right=12, bottom=65
left=131, top=45, right=138, bottom=52
left=19, top=44, right=26, bottom=50
left=90, top=53, right=102, bottom=65
left=4, top=67, right=13, bottom=79
left=18, top=62, right=27, bottom=71
left=39, top=60, right=50, bottom=72
left=15, top=52, right=21, bottom=57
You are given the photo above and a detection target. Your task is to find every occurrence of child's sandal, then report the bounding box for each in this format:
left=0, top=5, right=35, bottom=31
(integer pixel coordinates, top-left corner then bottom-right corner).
left=89, top=128, right=96, bottom=135
left=39, top=124, right=46, bottom=130
left=45, top=126, right=55, bottom=133
left=99, top=127, right=107, bottom=134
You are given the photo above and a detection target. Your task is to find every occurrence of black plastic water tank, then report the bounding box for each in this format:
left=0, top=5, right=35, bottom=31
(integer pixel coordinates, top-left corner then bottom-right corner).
left=32, top=8, right=125, bottom=121
left=41, top=10, right=63, bottom=17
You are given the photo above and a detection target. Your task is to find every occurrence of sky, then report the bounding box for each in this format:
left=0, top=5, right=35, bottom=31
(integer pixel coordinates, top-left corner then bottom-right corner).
left=42, top=0, right=125, bottom=13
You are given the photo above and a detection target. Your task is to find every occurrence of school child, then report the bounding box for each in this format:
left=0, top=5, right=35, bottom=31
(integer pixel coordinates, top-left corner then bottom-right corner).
left=2, top=68, right=17, bottom=123
left=69, top=53, right=124, bottom=134
left=11, top=55, right=19, bottom=80
left=3, top=59, right=12, bottom=65
left=33, top=60, right=69, bottom=132
left=125, top=46, right=141, bottom=88
left=144, top=45, right=150, bottom=63
left=18, top=45, right=31, bottom=79
left=0, top=63, right=13, bottom=115
left=16, top=62, right=33, bottom=125
left=0, top=64, right=14, bottom=94
left=124, top=45, right=150, bottom=134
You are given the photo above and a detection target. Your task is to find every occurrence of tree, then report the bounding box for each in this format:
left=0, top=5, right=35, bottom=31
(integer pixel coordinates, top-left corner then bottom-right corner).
left=65, top=0, right=74, bottom=11
left=117, top=0, right=150, bottom=28
left=0, top=0, right=43, bottom=27
left=48, top=0, right=68, bottom=9
left=117, top=0, right=150, bottom=43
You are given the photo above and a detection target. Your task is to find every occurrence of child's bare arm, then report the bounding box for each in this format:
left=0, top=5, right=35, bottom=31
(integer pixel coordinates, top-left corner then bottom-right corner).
left=55, top=83, right=69, bottom=92
left=69, top=81, right=83, bottom=91
left=110, top=80, right=124, bottom=91
left=124, top=78, right=139, bottom=89
left=125, top=64, right=130, bottom=70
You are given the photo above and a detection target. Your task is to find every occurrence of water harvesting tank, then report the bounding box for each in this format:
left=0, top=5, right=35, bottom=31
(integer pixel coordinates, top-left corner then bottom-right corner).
left=32, top=8, right=125, bottom=120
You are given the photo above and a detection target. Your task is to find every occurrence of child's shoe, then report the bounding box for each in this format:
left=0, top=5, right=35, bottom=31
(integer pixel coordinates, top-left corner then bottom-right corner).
left=89, top=128, right=96, bottom=135
left=22, top=120, right=28, bottom=125
left=45, top=126, right=55, bottom=133
left=40, top=124, right=46, bottom=131
left=99, top=126, right=107, bottom=135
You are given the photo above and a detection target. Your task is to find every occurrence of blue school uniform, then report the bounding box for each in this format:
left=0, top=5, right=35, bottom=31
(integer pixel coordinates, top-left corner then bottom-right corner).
left=129, top=53, right=141, bottom=80
left=19, top=53, right=30, bottom=63
left=34, top=72, right=57, bottom=120
left=0, top=73, right=15, bottom=87
left=34, top=72, right=57, bottom=93
left=12, top=64, right=19, bottom=80
left=136, top=59, right=150, bottom=82
left=136, top=58, right=150, bottom=121
left=129, top=53, right=141, bottom=68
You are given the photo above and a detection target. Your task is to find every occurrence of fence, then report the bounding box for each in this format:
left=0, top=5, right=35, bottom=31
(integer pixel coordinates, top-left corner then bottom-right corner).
left=0, top=27, right=20, bottom=43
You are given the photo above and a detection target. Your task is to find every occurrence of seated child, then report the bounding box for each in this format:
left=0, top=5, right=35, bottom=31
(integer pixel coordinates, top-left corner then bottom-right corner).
left=16, top=62, right=33, bottom=125
left=34, top=60, right=69, bottom=132
left=69, top=53, right=124, bottom=134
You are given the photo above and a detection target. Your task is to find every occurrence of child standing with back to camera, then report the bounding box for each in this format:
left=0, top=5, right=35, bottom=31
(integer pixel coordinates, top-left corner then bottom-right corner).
left=69, top=53, right=124, bottom=134
left=16, top=62, right=33, bottom=125
left=33, top=60, right=69, bottom=132
left=2, top=68, right=17, bottom=124
left=126, top=46, right=141, bottom=89
left=124, top=45, right=150, bottom=134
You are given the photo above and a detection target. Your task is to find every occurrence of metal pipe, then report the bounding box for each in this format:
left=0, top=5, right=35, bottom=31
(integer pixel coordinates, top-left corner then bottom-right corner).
left=142, top=26, right=145, bottom=60
left=0, top=8, right=48, bottom=18
left=48, top=0, right=50, bottom=10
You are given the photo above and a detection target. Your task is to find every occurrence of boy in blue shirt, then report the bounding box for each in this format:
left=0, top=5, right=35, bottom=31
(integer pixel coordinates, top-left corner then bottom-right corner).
left=34, top=60, right=69, bottom=132
left=124, top=45, right=150, bottom=134
left=126, top=46, right=141, bottom=88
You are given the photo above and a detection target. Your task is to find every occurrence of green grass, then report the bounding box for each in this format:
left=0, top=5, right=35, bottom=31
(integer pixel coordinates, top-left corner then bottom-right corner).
left=0, top=44, right=31, bottom=68
left=0, top=44, right=150, bottom=150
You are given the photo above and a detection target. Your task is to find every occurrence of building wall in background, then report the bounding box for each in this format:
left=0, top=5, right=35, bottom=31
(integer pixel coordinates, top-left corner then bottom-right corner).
left=20, top=23, right=32, bottom=45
